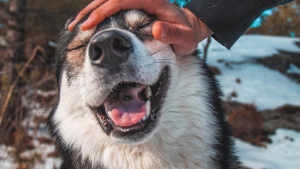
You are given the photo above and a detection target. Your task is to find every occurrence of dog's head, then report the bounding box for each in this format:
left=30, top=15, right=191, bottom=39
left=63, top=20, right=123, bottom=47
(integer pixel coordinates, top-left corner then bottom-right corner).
left=50, top=10, right=228, bottom=168
left=52, top=10, right=177, bottom=145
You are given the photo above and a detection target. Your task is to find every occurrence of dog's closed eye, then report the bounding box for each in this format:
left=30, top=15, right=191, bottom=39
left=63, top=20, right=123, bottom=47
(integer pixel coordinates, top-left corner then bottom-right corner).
left=67, top=44, right=87, bottom=51
left=67, top=42, right=88, bottom=51
left=137, top=18, right=155, bottom=29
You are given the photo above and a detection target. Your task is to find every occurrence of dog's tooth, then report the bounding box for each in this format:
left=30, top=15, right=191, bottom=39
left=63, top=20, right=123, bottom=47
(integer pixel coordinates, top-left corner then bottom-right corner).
left=145, top=86, right=153, bottom=99
left=142, top=115, right=147, bottom=121
left=107, top=111, right=112, bottom=117
left=146, top=100, right=151, bottom=117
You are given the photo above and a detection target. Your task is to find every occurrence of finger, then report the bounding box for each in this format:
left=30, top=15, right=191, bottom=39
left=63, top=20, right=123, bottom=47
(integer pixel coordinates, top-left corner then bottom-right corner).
left=81, top=0, right=178, bottom=30
left=144, top=2, right=188, bottom=26
left=68, top=0, right=108, bottom=32
left=152, top=21, right=197, bottom=55
left=81, top=1, right=123, bottom=30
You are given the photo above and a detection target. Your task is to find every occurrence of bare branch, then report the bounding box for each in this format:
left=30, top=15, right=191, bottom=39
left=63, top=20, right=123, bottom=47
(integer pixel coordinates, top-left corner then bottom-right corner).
left=203, top=37, right=211, bottom=61
left=0, top=46, right=43, bottom=124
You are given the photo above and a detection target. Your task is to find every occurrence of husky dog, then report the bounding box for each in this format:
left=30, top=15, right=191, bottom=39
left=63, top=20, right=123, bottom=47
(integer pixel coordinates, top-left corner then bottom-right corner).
left=48, top=10, right=239, bottom=169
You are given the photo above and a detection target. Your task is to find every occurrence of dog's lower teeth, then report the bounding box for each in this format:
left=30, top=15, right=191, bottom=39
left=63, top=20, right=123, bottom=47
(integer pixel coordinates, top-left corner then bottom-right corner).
left=142, top=115, right=147, bottom=121
left=146, top=100, right=151, bottom=117
left=139, top=100, right=151, bottom=123
left=107, top=111, right=112, bottom=117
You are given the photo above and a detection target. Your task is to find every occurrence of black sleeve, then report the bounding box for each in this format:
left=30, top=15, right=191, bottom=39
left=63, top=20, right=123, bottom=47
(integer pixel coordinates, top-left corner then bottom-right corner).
left=184, top=0, right=294, bottom=49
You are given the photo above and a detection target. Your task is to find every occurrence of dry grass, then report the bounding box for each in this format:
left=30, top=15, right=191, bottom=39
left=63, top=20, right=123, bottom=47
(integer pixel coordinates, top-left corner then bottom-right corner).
left=227, top=104, right=271, bottom=147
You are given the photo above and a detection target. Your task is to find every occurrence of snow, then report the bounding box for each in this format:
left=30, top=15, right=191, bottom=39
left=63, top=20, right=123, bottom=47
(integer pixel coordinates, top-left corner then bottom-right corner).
left=215, top=63, right=300, bottom=110
left=236, top=128, right=300, bottom=169
left=0, top=36, right=6, bottom=46
left=204, top=35, right=300, bottom=63
left=201, top=35, right=300, bottom=169
left=0, top=105, right=60, bottom=169
left=0, top=127, right=60, bottom=169
left=287, top=63, right=300, bottom=74
left=0, top=146, right=16, bottom=169
left=202, top=35, right=300, bottom=110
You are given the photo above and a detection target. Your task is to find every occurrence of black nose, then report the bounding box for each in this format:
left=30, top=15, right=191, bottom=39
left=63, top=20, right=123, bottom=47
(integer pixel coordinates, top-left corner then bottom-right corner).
left=88, top=30, right=133, bottom=68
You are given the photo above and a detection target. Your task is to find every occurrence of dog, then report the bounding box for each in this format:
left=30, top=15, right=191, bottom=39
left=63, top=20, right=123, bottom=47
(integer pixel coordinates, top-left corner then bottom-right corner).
left=48, top=10, right=239, bottom=169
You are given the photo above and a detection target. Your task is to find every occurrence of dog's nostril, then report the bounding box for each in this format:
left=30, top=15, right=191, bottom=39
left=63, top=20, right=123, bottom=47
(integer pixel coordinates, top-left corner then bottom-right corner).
left=89, top=44, right=104, bottom=62
left=112, top=37, right=132, bottom=52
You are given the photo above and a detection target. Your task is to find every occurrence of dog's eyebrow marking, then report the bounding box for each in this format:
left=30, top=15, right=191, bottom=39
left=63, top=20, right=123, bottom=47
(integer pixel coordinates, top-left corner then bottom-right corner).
left=125, top=10, right=142, bottom=26
left=67, top=28, right=96, bottom=50
left=66, top=49, right=85, bottom=68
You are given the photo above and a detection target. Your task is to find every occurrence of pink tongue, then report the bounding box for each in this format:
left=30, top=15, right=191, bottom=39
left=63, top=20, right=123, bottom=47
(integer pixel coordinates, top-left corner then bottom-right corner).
left=104, top=87, right=146, bottom=127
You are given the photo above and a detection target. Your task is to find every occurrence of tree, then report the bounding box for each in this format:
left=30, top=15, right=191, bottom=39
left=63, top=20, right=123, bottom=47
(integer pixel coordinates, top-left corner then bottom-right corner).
left=247, top=1, right=300, bottom=37
left=0, top=0, right=27, bottom=125
left=1, top=0, right=26, bottom=77
left=0, top=0, right=90, bottom=144
left=0, top=0, right=25, bottom=129
left=0, top=2, right=90, bottom=167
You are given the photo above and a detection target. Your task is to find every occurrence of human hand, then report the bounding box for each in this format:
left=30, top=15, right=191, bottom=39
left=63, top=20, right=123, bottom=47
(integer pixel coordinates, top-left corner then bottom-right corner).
left=68, top=0, right=213, bottom=55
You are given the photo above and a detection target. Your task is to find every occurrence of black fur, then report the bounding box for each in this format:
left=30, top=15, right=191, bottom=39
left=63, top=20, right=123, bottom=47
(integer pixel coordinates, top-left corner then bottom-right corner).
left=199, top=61, right=239, bottom=168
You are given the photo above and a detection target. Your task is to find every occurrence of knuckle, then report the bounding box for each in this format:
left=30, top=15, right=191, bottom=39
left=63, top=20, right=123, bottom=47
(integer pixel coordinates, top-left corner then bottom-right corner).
left=156, top=0, right=167, bottom=6
left=78, top=10, right=88, bottom=16
left=90, top=10, right=101, bottom=20
left=113, top=0, right=122, bottom=4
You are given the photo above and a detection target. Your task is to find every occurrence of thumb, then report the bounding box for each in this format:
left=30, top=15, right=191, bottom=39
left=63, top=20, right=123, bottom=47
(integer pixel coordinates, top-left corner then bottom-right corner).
left=152, top=21, right=198, bottom=55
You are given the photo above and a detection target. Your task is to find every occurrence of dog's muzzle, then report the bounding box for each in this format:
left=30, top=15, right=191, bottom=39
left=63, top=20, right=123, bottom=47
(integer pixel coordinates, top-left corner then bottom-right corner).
left=86, top=29, right=170, bottom=142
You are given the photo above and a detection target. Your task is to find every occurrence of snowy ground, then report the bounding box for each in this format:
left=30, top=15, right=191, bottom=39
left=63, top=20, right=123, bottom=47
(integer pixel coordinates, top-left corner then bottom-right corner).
left=0, top=108, right=60, bottom=169
left=202, top=35, right=300, bottom=169
left=236, top=128, right=300, bottom=169
left=203, top=35, right=300, bottom=110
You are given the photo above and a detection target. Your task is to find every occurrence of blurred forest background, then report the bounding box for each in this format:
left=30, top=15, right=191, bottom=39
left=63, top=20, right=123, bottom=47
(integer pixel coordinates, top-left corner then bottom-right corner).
left=0, top=0, right=299, bottom=168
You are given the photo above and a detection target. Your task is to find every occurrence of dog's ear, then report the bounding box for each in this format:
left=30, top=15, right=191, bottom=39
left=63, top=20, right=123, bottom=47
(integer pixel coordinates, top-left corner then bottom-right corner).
left=64, top=17, right=75, bottom=31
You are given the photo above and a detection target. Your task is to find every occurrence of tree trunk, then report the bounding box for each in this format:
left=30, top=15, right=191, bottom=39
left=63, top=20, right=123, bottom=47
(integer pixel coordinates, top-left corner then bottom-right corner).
left=6, top=0, right=27, bottom=87
left=0, top=0, right=27, bottom=141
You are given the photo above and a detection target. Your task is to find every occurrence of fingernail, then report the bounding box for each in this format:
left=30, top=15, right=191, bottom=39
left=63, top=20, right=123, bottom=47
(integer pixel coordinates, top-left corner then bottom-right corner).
left=68, top=22, right=74, bottom=32
left=160, top=24, right=167, bottom=38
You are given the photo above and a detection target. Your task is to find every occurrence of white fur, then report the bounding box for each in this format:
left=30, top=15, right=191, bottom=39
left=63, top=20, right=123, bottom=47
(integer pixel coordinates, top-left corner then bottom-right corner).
left=78, top=28, right=96, bottom=41
left=125, top=10, right=143, bottom=26
left=54, top=10, right=221, bottom=169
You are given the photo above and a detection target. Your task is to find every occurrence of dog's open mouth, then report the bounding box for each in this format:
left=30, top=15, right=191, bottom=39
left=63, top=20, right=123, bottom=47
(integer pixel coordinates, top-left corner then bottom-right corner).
left=90, top=67, right=169, bottom=140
